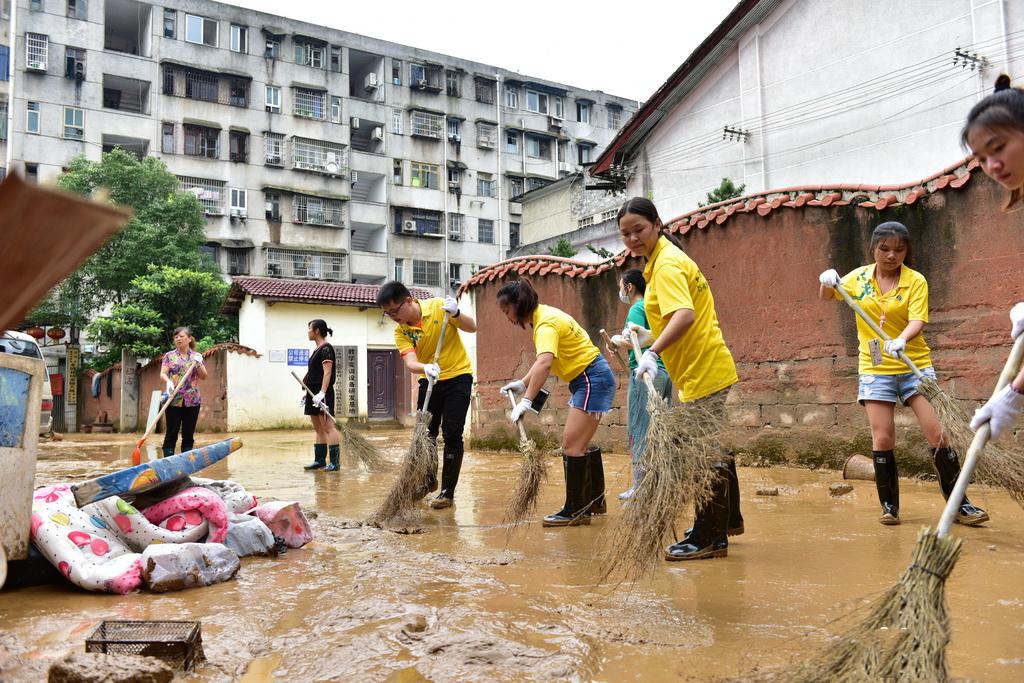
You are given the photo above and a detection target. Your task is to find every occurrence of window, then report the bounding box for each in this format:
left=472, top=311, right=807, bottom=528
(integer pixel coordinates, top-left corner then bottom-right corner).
left=445, top=70, right=461, bottom=97
left=292, top=137, right=345, bottom=174
left=264, top=132, right=283, bottom=165
left=396, top=209, right=441, bottom=236
left=185, top=14, right=218, bottom=47
left=200, top=244, right=219, bottom=266
left=264, top=85, right=281, bottom=112
left=330, top=46, right=341, bottom=72
left=554, top=96, right=563, bottom=119
left=293, top=88, right=326, bottom=119
left=25, top=163, right=38, bottom=184
left=578, top=144, right=593, bottom=165
left=447, top=166, right=460, bottom=188
left=177, top=175, right=226, bottom=214
left=508, top=176, right=524, bottom=198
left=294, top=194, right=345, bottom=227
left=526, top=135, right=550, bottom=159
left=449, top=262, right=461, bottom=285
left=330, top=96, right=342, bottom=123
left=526, top=90, right=548, bottom=114
left=229, top=79, right=248, bottom=107
left=475, top=77, right=495, bottom=104
left=64, top=47, right=85, bottom=80
left=229, top=24, right=247, bottom=53
left=66, top=0, right=86, bottom=20
left=182, top=69, right=218, bottom=101
left=409, top=63, right=425, bottom=84
left=163, top=9, right=175, bottom=38
left=63, top=107, right=84, bottom=140
left=410, top=111, right=442, bottom=139
left=608, top=107, right=621, bottom=129
left=448, top=213, right=463, bottom=237
left=504, top=85, right=518, bottom=108
left=183, top=125, right=219, bottom=159
left=264, top=192, right=281, bottom=221
left=506, top=132, right=519, bottom=154
left=294, top=43, right=323, bottom=68
left=510, top=222, right=521, bottom=249
left=477, top=122, right=496, bottom=149
left=161, top=122, right=174, bottom=153
left=527, top=177, right=550, bottom=192
left=30, top=0, right=42, bottom=10
left=478, top=218, right=494, bottom=244
left=0, top=101, right=7, bottom=141
left=392, top=159, right=403, bottom=185
left=0, top=46, right=9, bottom=81
left=266, top=248, right=344, bottom=280
left=447, top=118, right=460, bottom=141
left=477, top=172, right=495, bottom=198
left=391, top=108, right=402, bottom=135
left=230, top=188, right=246, bottom=214
left=264, top=39, right=280, bottom=59
left=392, top=59, right=402, bottom=85
left=227, top=249, right=249, bottom=275
left=394, top=258, right=404, bottom=282
left=576, top=101, right=590, bottom=123
left=26, top=33, right=48, bottom=70
left=26, top=101, right=40, bottom=134
left=410, top=162, right=439, bottom=190
left=412, top=260, right=441, bottom=287
left=229, top=131, right=248, bottom=162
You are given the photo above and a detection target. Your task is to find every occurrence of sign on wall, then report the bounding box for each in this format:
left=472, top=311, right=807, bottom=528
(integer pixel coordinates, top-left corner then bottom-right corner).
left=269, top=349, right=286, bottom=363
left=66, top=345, right=80, bottom=405
left=287, top=348, right=309, bottom=366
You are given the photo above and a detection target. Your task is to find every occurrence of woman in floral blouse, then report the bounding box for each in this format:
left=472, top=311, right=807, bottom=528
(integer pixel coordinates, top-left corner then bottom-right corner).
left=159, top=326, right=209, bottom=457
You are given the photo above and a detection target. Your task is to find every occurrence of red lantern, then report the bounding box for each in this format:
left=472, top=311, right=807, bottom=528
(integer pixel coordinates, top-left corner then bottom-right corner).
left=47, top=327, right=67, bottom=341
left=26, top=326, right=45, bottom=339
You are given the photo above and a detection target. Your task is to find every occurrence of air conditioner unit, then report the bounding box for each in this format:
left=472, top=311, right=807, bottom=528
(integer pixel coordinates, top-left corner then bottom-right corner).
left=477, top=136, right=492, bottom=148
left=267, top=155, right=282, bottom=165
left=371, top=127, right=384, bottom=141
left=449, top=228, right=461, bottom=241
left=364, top=72, right=379, bottom=90
left=448, top=133, right=461, bottom=143
left=350, top=116, right=360, bottom=129
left=350, top=170, right=359, bottom=184
left=402, top=220, right=416, bottom=233
left=548, top=116, right=562, bottom=129
left=74, top=63, right=85, bottom=81
left=27, top=59, right=46, bottom=71
left=415, top=78, right=428, bottom=89
left=325, top=153, right=341, bottom=175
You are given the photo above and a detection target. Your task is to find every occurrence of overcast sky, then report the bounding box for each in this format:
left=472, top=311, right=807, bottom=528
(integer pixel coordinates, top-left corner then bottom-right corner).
left=226, top=0, right=737, bottom=103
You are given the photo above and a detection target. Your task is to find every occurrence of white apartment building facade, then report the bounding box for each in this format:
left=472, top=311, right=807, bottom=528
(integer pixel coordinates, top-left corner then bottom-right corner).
left=2, top=0, right=636, bottom=294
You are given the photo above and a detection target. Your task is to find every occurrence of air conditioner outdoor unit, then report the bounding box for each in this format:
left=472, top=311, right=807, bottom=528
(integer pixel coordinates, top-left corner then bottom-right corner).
left=350, top=116, right=361, bottom=129
left=27, top=59, right=46, bottom=71
left=371, top=127, right=384, bottom=141
left=364, top=72, right=379, bottom=90
left=415, top=78, right=428, bottom=88
left=325, top=153, right=341, bottom=175
left=449, top=229, right=461, bottom=241
left=350, top=170, right=359, bottom=184
left=74, top=63, right=85, bottom=81
left=448, top=133, right=461, bottom=143
left=402, top=220, right=417, bottom=233
left=477, top=137, right=492, bottom=148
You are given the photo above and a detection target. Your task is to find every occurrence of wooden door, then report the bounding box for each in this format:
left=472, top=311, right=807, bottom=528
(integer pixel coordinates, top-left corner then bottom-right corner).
left=367, top=349, right=396, bottom=420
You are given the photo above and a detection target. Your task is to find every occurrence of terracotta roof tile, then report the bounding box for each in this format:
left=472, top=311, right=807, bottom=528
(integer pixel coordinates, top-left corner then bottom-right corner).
left=231, top=278, right=431, bottom=306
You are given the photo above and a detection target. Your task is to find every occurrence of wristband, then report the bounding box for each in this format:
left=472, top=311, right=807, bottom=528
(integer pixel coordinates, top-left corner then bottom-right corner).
left=453, top=310, right=461, bottom=318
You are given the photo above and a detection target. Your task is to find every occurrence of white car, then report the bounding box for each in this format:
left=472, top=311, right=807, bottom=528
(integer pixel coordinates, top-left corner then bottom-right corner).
left=0, top=330, right=54, bottom=435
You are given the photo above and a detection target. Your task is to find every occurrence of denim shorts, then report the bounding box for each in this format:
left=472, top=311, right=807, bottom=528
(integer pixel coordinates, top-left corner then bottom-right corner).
left=858, top=366, right=937, bottom=406
left=567, top=355, right=616, bottom=415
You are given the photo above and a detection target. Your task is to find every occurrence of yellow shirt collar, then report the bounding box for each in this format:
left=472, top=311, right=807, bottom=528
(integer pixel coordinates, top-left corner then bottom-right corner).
left=643, top=235, right=671, bottom=280
left=866, top=263, right=910, bottom=290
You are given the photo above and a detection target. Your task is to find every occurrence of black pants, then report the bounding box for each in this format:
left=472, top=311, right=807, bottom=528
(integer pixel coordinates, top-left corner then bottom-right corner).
left=416, top=374, right=472, bottom=454
left=163, top=404, right=200, bottom=454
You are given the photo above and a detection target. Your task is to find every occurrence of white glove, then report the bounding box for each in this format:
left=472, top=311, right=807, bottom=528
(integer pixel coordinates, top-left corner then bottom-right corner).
left=819, top=269, right=841, bottom=288
left=510, top=397, right=532, bottom=423
left=970, top=385, right=1024, bottom=440
left=626, top=323, right=654, bottom=348
left=312, top=391, right=326, bottom=408
left=1011, top=302, right=1024, bottom=340
left=441, top=296, right=459, bottom=317
left=883, top=338, right=906, bottom=358
left=299, top=394, right=307, bottom=408
left=634, top=349, right=659, bottom=381
left=423, top=363, right=440, bottom=381
left=501, top=379, right=527, bottom=397
left=165, top=379, right=175, bottom=393
left=191, top=351, right=204, bottom=364
left=610, top=334, right=626, bottom=349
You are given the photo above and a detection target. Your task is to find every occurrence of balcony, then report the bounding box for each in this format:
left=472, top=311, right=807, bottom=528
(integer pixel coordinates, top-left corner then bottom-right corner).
left=349, top=251, right=387, bottom=283
left=292, top=137, right=347, bottom=176
left=349, top=201, right=387, bottom=225
left=162, top=62, right=250, bottom=108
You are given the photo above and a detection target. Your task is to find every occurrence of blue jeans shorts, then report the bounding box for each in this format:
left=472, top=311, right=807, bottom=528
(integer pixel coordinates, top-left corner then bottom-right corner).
left=858, top=366, right=937, bottom=406
left=567, top=355, right=616, bottom=415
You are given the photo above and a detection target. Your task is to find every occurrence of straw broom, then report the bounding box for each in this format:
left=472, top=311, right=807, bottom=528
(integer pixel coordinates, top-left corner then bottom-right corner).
left=735, top=335, right=1024, bottom=683
left=597, top=328, right=722, bottom=585
left=290, top=371, right=385, bottom=471
left=502, top=391, right=548, bottom=527
left=835, top=285, right=1024, bottom=507
left=368, top=313, right=450, bottom=526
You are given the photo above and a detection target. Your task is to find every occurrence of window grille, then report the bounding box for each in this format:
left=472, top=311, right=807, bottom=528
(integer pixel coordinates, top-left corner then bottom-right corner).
left=177, top=175, right=226, bottom=214
left=292, top=137, right=346, bottom=174
left=293, top=87, right=326, bottom=120
left=264, top=132, right=284, bottom=165
left=477, top=218, right=494, bottom=244
left=410, top=111, right=442, bottom=139
left=476, top=123, right=496, bottom=149
left=412, top=260, right=441, bottom=287
left=26, top=33, right=48, bottom=69
left=293, top=194, right=345, bottom=227
left=475, top=77, right=495, bottom=104
left=266, top=248, right=345, bottom=280
left=183, top=125, right=219, bottom=158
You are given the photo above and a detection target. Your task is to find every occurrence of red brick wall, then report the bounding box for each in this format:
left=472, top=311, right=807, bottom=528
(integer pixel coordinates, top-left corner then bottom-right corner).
left=470, top=173, right=1024, bottom=447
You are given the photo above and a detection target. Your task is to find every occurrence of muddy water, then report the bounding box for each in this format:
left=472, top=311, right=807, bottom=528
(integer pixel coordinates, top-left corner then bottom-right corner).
left=3, top=430, right=1024, bottom=681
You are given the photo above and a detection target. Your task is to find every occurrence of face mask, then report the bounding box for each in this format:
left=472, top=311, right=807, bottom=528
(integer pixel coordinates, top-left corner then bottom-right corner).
left=618, top=289, right=630, bottom=304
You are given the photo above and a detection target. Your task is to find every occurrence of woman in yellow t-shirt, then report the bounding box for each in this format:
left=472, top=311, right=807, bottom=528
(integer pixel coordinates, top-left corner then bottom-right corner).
left=617, top=197, right=742, bottom=562
left=819, top=221, right=988, bottom=527
left=496, top=279, right=616, bottom=527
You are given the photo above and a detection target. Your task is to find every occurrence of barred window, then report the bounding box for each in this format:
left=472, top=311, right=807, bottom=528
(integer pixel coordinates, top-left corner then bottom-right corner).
left=264, top=132, right=284, bottom=165
left=293, top=194, right=345, bottom=227
left=266, top=248, right=344, bottom=280
left=26, top=33, right=48, bottom=70
left=183, top=125, right=219, bottom=158
left=293, top=87, right=326, bottom=120
left=475, top=77, right=495, bottom=104
left=476, top=122, right=496, bottom=149
left=410, top=110, right=442, bottom=139
left=410, top=161, right=439, bottom=190
left=477, top=218, right=494, bottom=244
left=608, top=107, right=621, bottom=129
left=292, top=136, right=345, bottom=174
left=184, top=69, right=218, bottom=102
left=178, top=175, right=226, bottom=214
left=412, top=260, right=441, bottom=287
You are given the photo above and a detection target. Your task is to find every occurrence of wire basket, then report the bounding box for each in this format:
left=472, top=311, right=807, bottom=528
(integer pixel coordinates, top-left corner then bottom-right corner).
left=85, top=620, right=204, bottom=671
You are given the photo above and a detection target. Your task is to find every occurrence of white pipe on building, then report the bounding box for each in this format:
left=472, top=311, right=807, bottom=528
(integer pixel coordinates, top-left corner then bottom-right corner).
left=5, top=0, right=18, bottom=174
left=495, top=73, right=504, bottom=261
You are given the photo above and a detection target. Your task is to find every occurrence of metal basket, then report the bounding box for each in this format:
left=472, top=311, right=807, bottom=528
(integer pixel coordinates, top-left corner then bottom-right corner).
left=85, top=620, right=204, bottom=671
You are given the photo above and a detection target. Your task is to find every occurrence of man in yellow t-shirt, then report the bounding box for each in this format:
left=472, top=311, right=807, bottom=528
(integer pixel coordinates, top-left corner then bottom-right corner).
left=377, top=281, right=477, bottom=509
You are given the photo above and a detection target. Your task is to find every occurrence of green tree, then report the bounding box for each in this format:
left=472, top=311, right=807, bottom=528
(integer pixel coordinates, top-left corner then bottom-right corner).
left=548, top=238, right=577, bottom=258
left=699, top=177, right=746, bottom=207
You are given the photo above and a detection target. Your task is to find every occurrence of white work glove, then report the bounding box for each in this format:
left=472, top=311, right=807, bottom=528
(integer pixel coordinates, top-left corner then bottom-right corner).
left=634, top=349, right=660, bottom=381
left=626, top=323, right=654, bottom=348
left=1010, top=302, right=1024, bottom=340
left=312, top=391, right=326, bottom=408
left=883, top=338, right=906, bottom=358
left=165, top=379, right=175, bottom=393
left=441, top=296, right=459, bottom=317
left=500, top=379, right=527, bottom=398
left=970, top=385, right=1024, bottom=440
left=423, top=363, right=440, bottom=381
left=819, top=269, right=841, bottom=288
left=509, top=397, right=532, bottom=423
left=299, top=394, right=307, bottom=408
left=190, top=351, right=204, bottom=365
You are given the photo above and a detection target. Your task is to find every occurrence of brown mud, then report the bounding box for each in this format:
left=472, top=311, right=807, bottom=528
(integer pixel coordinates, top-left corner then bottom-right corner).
left=1, top=429, right=1023, bottom=681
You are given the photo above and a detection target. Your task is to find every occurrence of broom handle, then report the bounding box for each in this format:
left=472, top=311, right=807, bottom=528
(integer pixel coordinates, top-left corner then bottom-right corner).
left=833, top=285, right=925, bottom=377
left=141, top=361, right=197, bottom=442
left=937, top=334, right=1024, bottom=537
left=599, top=328, right=630, bottom=373
left=627, top=329, right=661, bottom=398
left=291, top=371, right=338, bottom=420
left=420, top=310, right=451, bottom=410
left=508, top=391, right=529, bottom=442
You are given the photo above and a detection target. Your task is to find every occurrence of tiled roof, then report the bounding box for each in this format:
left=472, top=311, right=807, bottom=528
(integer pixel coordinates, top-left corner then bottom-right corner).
left=139, top=342, right=261, bottom=371
left=461, top=157, right=980, bottom=292
left=229, top=277, right=432, bottom=306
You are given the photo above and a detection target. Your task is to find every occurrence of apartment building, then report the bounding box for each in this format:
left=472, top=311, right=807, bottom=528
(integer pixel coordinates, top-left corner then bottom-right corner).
left=3, top=0, right=637, bottom=294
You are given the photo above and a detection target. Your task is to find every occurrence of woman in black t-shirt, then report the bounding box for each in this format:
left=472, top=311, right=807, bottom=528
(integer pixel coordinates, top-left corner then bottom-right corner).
left=302, top=319, right=341, bottom=471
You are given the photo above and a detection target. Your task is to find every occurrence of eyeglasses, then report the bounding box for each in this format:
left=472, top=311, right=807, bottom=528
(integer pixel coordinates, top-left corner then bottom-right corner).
left=382, top=300, right=406, bottom=318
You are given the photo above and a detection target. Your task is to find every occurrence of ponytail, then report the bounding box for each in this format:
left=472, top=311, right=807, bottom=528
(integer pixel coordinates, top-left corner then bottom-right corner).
left=617, top=196, right=685, bottom=250
left=961, top=74, right=1024, bottom=210
left=309, top=319, right=333, bottom=337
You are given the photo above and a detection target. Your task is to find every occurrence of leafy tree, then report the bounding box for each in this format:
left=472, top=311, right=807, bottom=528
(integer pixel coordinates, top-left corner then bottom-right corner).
left=548, top=238, right=577, bottom=258
left=699, top=177, right=746, bottom=207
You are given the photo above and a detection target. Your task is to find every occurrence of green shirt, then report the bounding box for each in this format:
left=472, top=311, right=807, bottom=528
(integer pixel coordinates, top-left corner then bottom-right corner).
left=625, top=298, right=666, bottom=371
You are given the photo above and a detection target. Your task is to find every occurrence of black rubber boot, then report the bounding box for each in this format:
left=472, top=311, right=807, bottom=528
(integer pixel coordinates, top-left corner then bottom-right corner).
left=726, top=453, right=744, bottom=536
left=325, top=444, right=341, bottom=471
left=666, top=465, right=729, bottom=561
left=430, top=446, right=464, bottom=509
left=162, top=447, right=176, bottom=459
left=542, top=455, right=592, bottom=527
left=586, top=446, right=606, bottom=515
left=933, top=447, right=989, bottom=526
left=873, top=449, right=900, bottom=525
left=304, top=443, right=327, bottom=470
